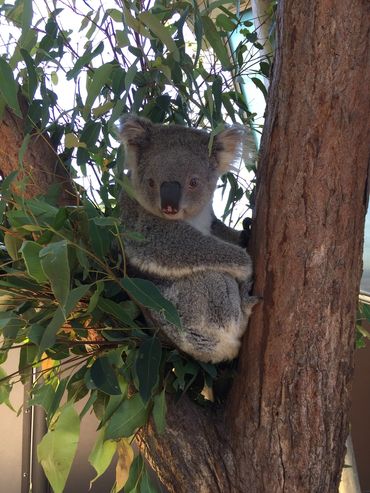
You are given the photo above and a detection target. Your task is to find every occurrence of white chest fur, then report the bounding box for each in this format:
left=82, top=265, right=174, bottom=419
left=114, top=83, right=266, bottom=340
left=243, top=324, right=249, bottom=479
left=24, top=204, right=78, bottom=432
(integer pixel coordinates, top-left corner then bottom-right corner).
left=186, top=203, right=213, bottom=235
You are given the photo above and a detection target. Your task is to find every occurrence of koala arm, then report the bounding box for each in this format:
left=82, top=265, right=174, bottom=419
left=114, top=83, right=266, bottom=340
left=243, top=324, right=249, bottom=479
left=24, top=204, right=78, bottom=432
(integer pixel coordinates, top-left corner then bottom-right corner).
left=121, top=196, right=251, bottom=282
left=211, top=216, right=242, bottom=246
left=211, top=215, right=252, bottom=249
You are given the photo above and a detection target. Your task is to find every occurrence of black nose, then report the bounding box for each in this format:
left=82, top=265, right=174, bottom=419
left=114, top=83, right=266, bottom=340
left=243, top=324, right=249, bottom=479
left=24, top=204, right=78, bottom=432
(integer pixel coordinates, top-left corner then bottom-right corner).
left=160, top=181, right=181, bottom=214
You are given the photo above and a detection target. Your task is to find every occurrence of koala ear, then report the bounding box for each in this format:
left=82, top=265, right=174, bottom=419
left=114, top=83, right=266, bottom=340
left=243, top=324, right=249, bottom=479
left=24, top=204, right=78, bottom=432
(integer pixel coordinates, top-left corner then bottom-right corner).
left=212, top=125, right=246, bottom=174
left=119, top=115, right=153, bottom=147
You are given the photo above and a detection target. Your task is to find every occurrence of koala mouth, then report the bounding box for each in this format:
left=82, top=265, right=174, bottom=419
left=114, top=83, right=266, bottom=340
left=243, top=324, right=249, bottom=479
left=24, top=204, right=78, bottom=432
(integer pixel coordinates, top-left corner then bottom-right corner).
left=162, top=205, right=179, bottom=215
left=160, top=181, right=182, bottom=217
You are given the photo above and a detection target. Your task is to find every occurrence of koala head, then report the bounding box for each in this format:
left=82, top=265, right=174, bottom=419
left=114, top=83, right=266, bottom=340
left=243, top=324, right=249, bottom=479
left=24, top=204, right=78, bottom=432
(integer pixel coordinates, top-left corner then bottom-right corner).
left=119, top=115, right=245, bottom=221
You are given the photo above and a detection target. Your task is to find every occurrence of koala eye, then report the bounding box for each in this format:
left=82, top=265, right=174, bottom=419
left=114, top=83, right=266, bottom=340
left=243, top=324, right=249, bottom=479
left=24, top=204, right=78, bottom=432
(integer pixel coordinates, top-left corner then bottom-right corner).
left=148, top=178, right=155, bottom=188
left=189, top=177, right=199, bottom=189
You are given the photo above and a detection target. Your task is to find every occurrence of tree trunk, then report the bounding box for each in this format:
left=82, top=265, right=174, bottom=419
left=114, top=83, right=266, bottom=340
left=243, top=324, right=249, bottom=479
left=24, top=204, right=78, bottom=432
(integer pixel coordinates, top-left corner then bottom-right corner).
left=1, top=1, right=369, bottom=492
left=139, top=1, right=370, bottom=492
left=0, top=105, right=75, bottom=204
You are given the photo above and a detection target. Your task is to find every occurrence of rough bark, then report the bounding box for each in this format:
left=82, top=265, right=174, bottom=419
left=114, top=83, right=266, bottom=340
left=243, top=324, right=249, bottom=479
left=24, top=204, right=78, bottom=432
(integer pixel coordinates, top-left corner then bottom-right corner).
left=0, top=105, right=75, bottom=204
left=227, top=1, right=370, bottom=490
left=139, top=1, right=370, bottom=492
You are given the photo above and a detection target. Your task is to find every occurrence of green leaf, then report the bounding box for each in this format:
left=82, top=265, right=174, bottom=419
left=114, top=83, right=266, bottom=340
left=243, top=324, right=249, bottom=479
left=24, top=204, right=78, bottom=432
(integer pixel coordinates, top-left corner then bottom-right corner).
left=116, top=30, right=129, bottom=48
left=92, top=216, right=120, bottom=227
left=92, top=100, right=114, bottom=117
left=66, top=41, right=104, bottom=80
left=121, top=277, right=181, bottom=328
left=105, top=393, right=147, bottom=439
left=107, top=8, right=122, bottom=22
left=87, top=281, right=104, bottom=314
left=18, top=133, right=30, bottom=166
left=80, top=390, right=98, bottom=419
left=28, top=382, right=55, bottom=414
left=37, top=403, right=80, bottom=493
left=21, top=0, right=33, bottom=36
left=152, top=390, right=167, bottom=435
left=201, top=17, right=232, bottom=70
left=20, top=241, right=48, bottom=283
left=135, top=337, right=162, bottom=403
left=38, top=284, right=90, bottom=353
left=65, top=133, right=86, bottom=149
left=251, top=76, right=268, bottom=100
left=80, top=120, right=101, bottom=147
left=88, top=428, right=117, bottom=485
left=0, top=367, right=14, bottom=410
left=20, top=48, right=38, bottom=99
left=259, top=61, right=271, bottom=78
left=140, top=464, right=159, bottom=493
left=138, top=12, right=180, bottom=62
left=51, top=71, right=58, bottom=85
left=84, top=63, right=114, bottom=117
left=90, top=356, right=121, bottom=395
left=97, top=297, right=136, bottom=326
left=88, top=217, right=112, bottom=258
left=39, top=240, right=70, bottom=308
left=193, top=8, right=203, bottom=67
left=0, top=57, right=21, bottom=117
left=4, top=232, right=22, bottom=261
left=216, top=13, right=236, bottom=32
left=124, top=455, right=144, bottom=493
left=2, top=317, right=23, bottom=340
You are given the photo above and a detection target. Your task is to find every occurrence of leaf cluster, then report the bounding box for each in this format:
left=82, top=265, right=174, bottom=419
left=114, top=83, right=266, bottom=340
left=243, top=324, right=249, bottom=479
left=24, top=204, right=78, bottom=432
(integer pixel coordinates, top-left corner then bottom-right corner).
left=0, top=177, right=222, bottom=491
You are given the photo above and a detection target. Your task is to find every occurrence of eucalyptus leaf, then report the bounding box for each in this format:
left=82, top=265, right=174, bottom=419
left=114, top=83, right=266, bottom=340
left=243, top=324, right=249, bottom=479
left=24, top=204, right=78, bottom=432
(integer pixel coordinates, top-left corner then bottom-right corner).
left=66, top=41, right=104, bottom=80
left=105, top=393, right=147, bottom=439
left=21, top=0, right=33, bottom=36
left=39, top=240, right=70, bottom=308
left=0, top=57, right=21, bottom=117
left=90, top=356, right=121, bottom=395
left=37, top=403, right=80, bottom=493
left=124, top=454, right=144, bottom=493
left=20, top=241, right=48, bottom=283
left=135, top=337, right=162, bottom=403
left=112, top=438, right=134, bottom=492
left=88, top=428, right=117, bottom=485
left=201, top=17, right=232, bottom=70
left=20, top=48, right=38, bottom=99
left=4, top=232, right=22, bottom=261
left=152, top=390, right=167, bottom=435
left=251, top=76, right=268, bottom=100
left=97, top=297, right=136, bottom=326
left=84, top=63, right=114, bottom=117
left=138, top=12, right=180, bottom=62
left=216, top=13, right=236, bottom=32
left=38, top=284, right=90, bottom=353
left=0, top=367, right=14, bottom=410
left=121, top=277, right=181, bottom=328
left=140, top=464, right=159, bottom=493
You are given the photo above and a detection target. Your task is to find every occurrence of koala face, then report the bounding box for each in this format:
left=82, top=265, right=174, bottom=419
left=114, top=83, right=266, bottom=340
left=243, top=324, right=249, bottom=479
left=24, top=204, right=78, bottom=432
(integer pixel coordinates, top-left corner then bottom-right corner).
left=119, top=116, right=245, bottom=221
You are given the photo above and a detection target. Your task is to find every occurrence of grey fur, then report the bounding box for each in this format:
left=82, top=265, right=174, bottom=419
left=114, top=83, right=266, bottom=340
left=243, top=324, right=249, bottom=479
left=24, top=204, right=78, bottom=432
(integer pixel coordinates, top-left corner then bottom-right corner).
left=119, top=115, right=257, bottom=363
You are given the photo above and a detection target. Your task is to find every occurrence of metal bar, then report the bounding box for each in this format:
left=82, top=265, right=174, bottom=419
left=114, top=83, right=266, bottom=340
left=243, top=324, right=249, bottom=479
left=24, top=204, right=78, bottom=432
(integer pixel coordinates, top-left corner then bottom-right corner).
left=31, top=404, right=49, bottom=493
left=21, top=374, right=32, bottom=493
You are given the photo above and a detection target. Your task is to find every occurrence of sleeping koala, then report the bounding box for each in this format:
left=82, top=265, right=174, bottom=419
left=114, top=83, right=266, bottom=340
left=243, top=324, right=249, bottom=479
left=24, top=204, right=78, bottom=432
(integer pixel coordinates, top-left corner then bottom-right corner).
left=119, top=115, right=257, bottom=363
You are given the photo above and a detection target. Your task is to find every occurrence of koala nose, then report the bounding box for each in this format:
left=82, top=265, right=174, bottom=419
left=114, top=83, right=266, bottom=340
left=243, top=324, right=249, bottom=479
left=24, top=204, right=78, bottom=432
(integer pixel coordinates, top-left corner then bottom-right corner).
left=160, top=181, right=182, bottom=215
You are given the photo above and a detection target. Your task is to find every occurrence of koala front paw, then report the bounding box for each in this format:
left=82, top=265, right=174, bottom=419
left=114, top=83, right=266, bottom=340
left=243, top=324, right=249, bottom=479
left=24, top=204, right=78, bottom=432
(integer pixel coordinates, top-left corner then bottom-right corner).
left=239, top=217, right=253, bottom=249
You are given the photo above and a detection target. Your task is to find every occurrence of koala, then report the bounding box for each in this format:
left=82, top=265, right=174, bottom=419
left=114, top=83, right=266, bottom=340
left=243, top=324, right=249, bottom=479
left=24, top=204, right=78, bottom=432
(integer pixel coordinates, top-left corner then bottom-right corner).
left=119, top=115, right=257, bottom=363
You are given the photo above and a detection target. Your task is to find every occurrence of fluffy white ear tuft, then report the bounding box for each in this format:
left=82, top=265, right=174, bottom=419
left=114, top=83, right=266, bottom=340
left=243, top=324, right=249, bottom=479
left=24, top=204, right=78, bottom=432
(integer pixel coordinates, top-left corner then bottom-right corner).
left=119, top=115, right=153, bottom=146
left=212, top=125, right=246, bottom=174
